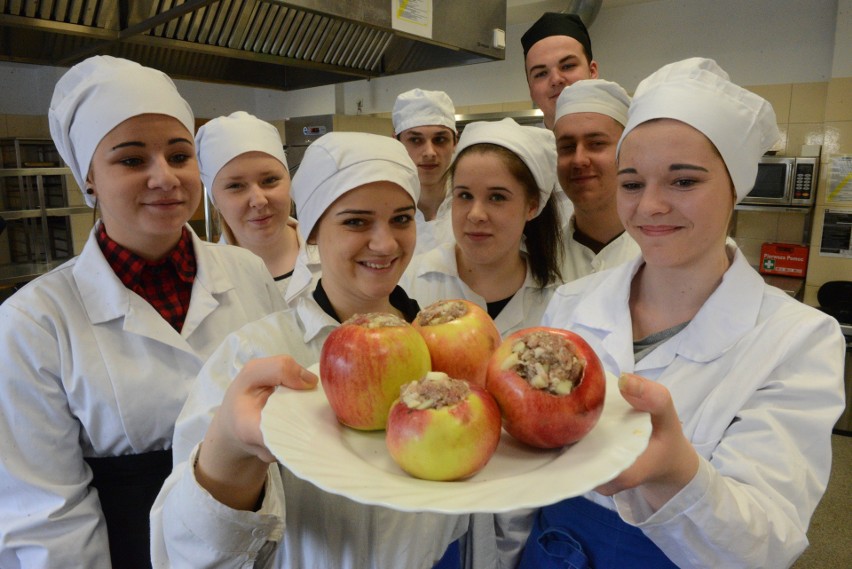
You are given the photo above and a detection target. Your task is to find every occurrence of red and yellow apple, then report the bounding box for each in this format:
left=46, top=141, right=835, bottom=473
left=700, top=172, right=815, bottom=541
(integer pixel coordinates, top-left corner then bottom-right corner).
left=320, top=312, right=431, bottom=431
left=412, top=299, right=501, bottom=388
left=386, top=371, right=502, bottom=481
left=486, top=327, right=605, bottom=449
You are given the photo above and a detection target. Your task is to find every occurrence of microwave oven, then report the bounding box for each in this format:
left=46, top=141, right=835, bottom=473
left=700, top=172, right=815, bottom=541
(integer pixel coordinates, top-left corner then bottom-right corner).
left=741, top=156, right=818, bottom=207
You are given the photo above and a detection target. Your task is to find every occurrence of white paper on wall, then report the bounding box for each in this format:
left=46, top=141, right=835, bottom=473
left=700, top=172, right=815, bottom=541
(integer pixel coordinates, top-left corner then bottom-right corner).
left=391, top=0, right=433, bottom=39
left=827, top=155, right=852, bottom=203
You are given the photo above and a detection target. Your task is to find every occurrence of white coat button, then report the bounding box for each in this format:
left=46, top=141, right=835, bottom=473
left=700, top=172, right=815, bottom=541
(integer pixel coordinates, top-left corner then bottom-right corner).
left=252, top=527, right=266, bottom=539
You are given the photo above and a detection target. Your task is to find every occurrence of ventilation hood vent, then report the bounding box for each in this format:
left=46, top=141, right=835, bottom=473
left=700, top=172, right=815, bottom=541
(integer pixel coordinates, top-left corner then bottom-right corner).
left=0, top=0, right=506, bottom=91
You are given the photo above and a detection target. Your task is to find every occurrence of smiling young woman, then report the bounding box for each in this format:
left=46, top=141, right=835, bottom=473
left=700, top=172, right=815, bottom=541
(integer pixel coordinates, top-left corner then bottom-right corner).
left=196, top=112, right=310, bottom=303
left=520, top=58, right=846, bottom=569
left=150, top=132, right=477, bottom=569
left=402, top=118, right=564, bottom=338
left=0, top=56, right=284, bottom=568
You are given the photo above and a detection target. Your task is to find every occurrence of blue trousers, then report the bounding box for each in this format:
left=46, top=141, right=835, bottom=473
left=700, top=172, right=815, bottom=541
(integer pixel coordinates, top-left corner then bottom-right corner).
left=433, top=539, right=461, bottom=569
left=518, top=497, right=679, bottom=568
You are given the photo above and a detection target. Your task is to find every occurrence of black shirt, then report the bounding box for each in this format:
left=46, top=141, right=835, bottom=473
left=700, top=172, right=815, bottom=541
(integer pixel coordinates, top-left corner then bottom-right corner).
left=312, top=279, right=421, bottom=323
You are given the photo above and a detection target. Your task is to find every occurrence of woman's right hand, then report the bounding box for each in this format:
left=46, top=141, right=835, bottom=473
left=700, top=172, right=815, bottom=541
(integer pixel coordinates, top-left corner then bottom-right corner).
left=195, top=356, right=318, bottom=510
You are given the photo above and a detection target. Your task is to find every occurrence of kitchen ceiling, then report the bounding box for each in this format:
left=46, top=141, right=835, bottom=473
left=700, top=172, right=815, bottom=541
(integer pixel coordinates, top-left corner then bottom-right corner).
left=0, top=0, right=505, bottom=91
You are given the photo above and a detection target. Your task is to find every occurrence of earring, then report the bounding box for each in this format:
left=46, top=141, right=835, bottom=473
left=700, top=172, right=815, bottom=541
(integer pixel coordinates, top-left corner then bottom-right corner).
left=85, top=187, right=94, bottom=195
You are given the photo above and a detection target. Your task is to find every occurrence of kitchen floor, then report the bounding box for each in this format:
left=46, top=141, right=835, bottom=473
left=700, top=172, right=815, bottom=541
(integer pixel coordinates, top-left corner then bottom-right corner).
left=792, top=433, right=852, bottom=568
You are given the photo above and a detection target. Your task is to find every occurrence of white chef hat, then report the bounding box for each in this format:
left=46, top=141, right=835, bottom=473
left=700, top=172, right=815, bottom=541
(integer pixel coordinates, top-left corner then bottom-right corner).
left=48, top=55, right=195, bottom=208
left=554, top=79, right=631, bottom=127
left=618, top=57, right=780, bottom=203
left=392, top=88, right=457, bottom=135
left=454, top=118, right=556, bottom=217
left=195, top=111, right=288, bottom=204
left=292, top=132, right=420, bottom=242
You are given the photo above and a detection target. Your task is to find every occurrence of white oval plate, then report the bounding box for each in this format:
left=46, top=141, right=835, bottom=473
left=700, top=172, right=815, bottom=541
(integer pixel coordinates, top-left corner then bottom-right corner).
left=260, top=365, right=650, bottom=513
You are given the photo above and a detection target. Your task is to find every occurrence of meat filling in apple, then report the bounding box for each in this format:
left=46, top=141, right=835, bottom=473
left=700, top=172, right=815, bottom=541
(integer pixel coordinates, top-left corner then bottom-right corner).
left=399, top=372, right=470, bottom=410
left=499, top=331, right=584, bottom=395
left=416, top=299, right=467, bottom=326
left=347, top=312, right=408, bottom=329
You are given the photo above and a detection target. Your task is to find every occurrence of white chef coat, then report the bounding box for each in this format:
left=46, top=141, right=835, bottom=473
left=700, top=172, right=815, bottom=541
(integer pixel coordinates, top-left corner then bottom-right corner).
left=277, top=246, right=320, bottom=304
left=553, top=189, right=575, bottom=230
left=540, top=245, right=846, bottom=568
left=560, top=215, right=641, bottom=282
left=401, top=242, right=559, bottom=337
left=151, top=291, right=470, bottom=569
left=414, top=193, right=453, bottom=255
left=401, top=241, right=557, bottom=568
left=218, top=216, right=319, bottom=305
left=0, top=224, right=286, bottom=569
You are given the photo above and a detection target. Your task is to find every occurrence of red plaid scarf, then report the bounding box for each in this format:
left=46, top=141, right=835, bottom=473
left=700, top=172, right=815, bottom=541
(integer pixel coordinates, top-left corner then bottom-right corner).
left=97, top=223, right=196, bottom=332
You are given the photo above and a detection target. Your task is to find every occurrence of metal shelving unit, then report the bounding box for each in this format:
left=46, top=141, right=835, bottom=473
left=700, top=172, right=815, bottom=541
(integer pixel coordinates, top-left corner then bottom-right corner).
left=0, top=138, right=90, bottom=287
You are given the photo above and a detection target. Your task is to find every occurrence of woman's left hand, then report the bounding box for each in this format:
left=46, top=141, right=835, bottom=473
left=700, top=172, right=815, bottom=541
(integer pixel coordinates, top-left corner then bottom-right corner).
left=594, top=373, right=699, bottom=511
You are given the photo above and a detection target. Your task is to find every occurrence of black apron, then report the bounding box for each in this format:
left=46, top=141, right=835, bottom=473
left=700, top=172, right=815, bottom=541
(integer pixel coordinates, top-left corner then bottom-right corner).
left=86, top=449, right=173, bottom=569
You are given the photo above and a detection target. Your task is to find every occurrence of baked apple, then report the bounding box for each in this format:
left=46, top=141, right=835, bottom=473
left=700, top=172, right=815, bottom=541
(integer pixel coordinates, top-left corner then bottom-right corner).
left=486, top=327, right=605, bottom=448
left=320, top=312, right=431, bottom=430
left=412, top=299, right=501, bottom=387
left=386, top=371, right=502, bottom=481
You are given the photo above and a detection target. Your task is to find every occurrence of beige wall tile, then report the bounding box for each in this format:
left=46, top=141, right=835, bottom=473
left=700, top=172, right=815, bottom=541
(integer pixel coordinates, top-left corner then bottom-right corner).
left=501, top=101, right=534, bottom=112
left=733, top=237, right=764, bottom=267
left=5, top=114, right=49, bottom=138
left=805, top=254, right=852, bottom=286
left=823, top=120, right=852, bottom=155
left=789, top=82, right=827, bottom=124
left=734, top=210, right=779, bottom=240
left=776, top=212, right=808, bottom=244
left=784, top=123, right=824, bottom=155
left=466, top=103, right=504, bottom=114
left=268, top=119, right=286, bottom=143
left=814, top=167, right=828, bottom=206
left=333, top=115, right=393, bottom=137
left=770, top=124, right=788, bottom=154
left=747, top=84, right=792, bottom=123
left=803, top=284, right=820, bottom=307
left=824, top=77, right=852, bottom=122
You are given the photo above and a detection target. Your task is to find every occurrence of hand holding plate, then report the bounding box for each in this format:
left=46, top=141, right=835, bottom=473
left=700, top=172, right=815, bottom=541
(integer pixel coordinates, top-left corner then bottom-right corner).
left=197, top=356, right=318, bottom=510
left=594, top=373, right=699, bottom=511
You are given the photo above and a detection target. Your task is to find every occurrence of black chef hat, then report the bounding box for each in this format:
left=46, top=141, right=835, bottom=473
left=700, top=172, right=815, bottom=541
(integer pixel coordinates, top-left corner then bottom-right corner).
left=521, top=12, right=593, bottom=61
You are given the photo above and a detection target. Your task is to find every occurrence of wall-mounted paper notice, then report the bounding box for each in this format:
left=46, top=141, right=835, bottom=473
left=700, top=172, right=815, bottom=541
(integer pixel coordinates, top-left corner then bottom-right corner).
left=819, top=209, right=852, bottom=258
left=392, top=0, right=432, bottom=39
left=827, top=155, right=852, bottom=203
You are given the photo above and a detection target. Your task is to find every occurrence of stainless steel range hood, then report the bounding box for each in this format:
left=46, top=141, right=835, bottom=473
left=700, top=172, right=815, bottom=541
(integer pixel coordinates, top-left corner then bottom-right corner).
left=0, top=0, right=506, bottom=91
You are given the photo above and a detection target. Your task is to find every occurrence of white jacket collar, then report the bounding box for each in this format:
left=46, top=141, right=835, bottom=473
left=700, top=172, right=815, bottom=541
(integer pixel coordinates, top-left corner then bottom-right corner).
left=571, top=245, right=765, bottom=368
left=294, top=292, right=339, bottom=345
left=75, top=224, right=234, bottom=327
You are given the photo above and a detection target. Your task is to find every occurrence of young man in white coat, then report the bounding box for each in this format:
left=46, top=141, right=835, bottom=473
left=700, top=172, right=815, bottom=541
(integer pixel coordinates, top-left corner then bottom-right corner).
left=552, top=79, right=641, bottom=281
left=392, top=88, right=458, bottom=253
